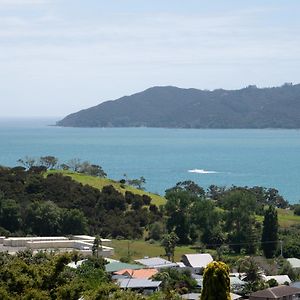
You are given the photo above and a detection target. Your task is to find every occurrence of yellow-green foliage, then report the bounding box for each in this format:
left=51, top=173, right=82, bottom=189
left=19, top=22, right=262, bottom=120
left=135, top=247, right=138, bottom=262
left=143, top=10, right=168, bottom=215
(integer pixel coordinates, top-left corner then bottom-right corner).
left=201, top=261, right=231, bottom=300
left=47, top=170, right=166, bottom=206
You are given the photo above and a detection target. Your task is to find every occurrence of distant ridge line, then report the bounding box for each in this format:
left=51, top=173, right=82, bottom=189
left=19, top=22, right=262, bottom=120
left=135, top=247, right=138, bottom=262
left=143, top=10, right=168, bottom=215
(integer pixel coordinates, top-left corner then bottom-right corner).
left=57, top=83, right=300, bottom=128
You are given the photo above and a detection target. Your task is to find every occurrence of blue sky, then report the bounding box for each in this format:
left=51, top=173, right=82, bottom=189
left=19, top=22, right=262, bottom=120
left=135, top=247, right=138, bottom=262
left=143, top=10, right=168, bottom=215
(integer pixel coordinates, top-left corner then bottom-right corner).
left=0, top=0, right=300, bottom=117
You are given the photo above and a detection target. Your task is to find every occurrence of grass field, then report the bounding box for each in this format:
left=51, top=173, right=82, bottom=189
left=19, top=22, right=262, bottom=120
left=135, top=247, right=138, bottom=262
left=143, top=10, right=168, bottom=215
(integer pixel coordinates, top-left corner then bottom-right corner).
left=48, top=170, right=166, bottom=206
left=256, top=208, right=300, bottom=228
left=111, top=239, right=199, bottom=262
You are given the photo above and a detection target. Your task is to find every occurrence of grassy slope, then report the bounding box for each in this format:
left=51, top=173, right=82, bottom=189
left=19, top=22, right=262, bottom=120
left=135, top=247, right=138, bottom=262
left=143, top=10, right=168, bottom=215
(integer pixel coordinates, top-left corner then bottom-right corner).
left=48, top=171, right=300, bottom=260
left=256, top=208, right=300, bottom=228
left=48, top=170, right=300, bottom=226
left=47, top=170, right=166, bottom=206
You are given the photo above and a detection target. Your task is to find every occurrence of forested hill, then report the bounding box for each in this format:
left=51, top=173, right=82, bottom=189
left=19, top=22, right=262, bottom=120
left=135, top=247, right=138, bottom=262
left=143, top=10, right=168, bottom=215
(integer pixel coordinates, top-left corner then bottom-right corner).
left=57, top=83, right=300, bottom=128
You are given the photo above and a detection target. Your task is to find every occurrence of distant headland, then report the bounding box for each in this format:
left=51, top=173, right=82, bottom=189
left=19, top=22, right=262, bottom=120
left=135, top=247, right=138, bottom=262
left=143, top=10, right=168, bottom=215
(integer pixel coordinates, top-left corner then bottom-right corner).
left=57, top=83, right=300, bottom=128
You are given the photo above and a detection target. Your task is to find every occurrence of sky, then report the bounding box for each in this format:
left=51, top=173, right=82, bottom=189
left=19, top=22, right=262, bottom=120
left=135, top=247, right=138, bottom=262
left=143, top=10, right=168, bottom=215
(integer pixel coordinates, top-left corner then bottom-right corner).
left=0, top=0, right=300, bottom=118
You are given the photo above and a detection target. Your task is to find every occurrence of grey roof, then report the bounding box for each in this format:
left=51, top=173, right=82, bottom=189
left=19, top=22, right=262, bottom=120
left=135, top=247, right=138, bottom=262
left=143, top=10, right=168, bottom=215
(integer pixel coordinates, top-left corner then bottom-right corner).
left=105, top=262, right=143, bottom=273
left=230, top=293, right=242, bottom=300
left=230, top=277, right=246, bottom=286
left=291, top=282, right=300, bottom=289
left=287, top=258, right=300, bottom=268
left=181, top=293, right=241, bottom=300
left=182, top=254, right=213, bottom=268
left=181, top=293, right=201, bottom=299
left=117, top=278, right=162, bottom=289
left=135, top=257, right=178, bottom=268
left=263, top=275, right=291, bottom=285
left=250, top=285, right=300, bottom=298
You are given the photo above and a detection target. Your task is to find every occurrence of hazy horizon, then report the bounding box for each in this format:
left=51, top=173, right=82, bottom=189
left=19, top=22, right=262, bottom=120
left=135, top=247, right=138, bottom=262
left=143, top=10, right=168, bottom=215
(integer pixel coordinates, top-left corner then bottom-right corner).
left=1, top=0, right=300, bottom=117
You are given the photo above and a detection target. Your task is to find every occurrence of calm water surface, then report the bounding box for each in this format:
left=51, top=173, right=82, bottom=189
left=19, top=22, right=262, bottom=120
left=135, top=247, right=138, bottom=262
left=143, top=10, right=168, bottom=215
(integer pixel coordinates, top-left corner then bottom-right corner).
left=0, top=117, right=299, bottom=203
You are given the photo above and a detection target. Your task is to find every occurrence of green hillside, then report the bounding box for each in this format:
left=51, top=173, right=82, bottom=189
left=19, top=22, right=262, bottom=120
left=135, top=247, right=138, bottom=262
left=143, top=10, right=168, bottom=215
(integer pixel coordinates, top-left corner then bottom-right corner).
left=47, top=170, right=166, bottom=206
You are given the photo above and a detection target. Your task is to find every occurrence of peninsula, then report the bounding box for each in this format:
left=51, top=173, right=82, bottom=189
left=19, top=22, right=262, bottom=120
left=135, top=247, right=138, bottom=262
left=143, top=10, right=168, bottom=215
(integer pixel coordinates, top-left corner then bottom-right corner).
left=57, top=83, right=300, bottom=128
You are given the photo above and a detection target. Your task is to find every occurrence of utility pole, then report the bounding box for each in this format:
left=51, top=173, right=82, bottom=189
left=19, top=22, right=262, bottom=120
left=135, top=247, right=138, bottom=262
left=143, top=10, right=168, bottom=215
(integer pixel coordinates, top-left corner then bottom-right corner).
left=279, top=240, right=283, bottom=257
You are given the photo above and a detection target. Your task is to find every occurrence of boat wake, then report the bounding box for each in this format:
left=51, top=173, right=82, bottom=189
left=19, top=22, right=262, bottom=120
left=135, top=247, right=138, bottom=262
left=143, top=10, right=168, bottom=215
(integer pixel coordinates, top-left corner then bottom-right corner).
left=188, top=169, right=218, bottom=174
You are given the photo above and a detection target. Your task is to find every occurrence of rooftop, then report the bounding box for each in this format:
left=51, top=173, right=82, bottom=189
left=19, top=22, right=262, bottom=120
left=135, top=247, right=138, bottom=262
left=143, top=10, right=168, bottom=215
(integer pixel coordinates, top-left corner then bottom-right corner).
left=250, top=285, right=300, bottom=299
left=135, top=257, right=178, bottom=268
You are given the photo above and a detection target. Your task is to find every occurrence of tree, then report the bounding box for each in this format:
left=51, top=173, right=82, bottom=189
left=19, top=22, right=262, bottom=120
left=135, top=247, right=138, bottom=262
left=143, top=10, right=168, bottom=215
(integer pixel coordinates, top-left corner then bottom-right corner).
left=25, top=201, right=61, bottom=235
left=17, top=156, right=36, bottom=169
left=92, top=235, right=102, bottom=258
left=161, top=232, right=179, bottom=262
left=39, top=156, right=58, bottom=170
left=67, top=158, right=81, bottom=172
left=0, top=198, right=21, bottom=232
left=241, top=258, right=265, bottom=293
left=294, top=204, right=300, bottom=216
left=201, top=261, right=230, bottom=300
left=126, top=176, right=146, bottom=190
left=261, top=206, right=278, bottom=258
left=60, top=209, right=88, bottom=234
left=165, top=190, right=195, bottom=244
left=166, top=181, right=205, bottom=198
left=78, top=161, right=107, bottom=178
left=222, top=190, right=257, bottom=253
left=191, top=199, right=221, bottom=245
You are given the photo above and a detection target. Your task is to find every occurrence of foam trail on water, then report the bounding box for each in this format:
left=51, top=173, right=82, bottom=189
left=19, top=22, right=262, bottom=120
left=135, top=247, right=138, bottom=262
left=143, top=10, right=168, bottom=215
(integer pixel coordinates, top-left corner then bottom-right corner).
left=188, top=169, right=218, bottom=174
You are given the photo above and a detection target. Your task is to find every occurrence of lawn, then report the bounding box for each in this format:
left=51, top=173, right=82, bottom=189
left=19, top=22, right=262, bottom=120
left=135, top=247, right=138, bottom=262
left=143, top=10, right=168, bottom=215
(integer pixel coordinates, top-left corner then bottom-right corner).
left=111, top=239, right=198, bottom=262
left=47, top=170, right=166, bottom=206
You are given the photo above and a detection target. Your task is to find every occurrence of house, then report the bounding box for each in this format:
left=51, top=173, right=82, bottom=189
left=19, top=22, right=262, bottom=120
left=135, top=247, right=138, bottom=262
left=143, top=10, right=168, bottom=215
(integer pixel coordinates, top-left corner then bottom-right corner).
left=114, top=268, right=158, bottom=279
left=249, top=285, right=300, bottom=300
left=105, top=262, right=144, bottom=273
left=287, top=258, right=300, bottom=270
left=135, top=257, right=178, bottom=269
left=117, top=278, right=162, bottom=295
left=181, top=292, right=242, bottom=300
left=263, top=275, right=292, bottom=285
left=181, top=254, right=213, bottom=274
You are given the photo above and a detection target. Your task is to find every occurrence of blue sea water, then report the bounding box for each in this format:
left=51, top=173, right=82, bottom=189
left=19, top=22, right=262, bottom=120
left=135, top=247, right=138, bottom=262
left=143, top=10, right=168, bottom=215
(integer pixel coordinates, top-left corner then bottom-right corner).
left=0, top=117, right=300, bottom=204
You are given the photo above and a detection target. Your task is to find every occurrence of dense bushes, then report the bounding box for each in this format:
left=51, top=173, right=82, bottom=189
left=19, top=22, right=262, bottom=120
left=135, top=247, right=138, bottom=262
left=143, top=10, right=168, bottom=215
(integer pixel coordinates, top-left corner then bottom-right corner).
left=0, top=167, right=160, bottom=238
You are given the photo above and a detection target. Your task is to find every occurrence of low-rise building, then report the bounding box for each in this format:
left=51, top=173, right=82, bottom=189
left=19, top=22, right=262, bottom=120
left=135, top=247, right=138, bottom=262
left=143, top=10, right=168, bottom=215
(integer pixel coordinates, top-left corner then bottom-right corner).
left=249, top=285, right=300, bottom=300
left=263, top=275, right=292, bottom=285
left=181, top=254, right=213, bottom=274
left=0, top=235, right=114, bottom=257
left=117, top=278, right=162, bottom=295
left=135, top=257, right=178, bottom=269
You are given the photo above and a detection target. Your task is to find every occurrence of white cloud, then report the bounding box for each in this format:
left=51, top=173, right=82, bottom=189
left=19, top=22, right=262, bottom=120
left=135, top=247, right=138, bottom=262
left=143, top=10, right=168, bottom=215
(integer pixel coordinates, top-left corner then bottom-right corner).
left=0, top=0, right=47, bottom=5
left=0, top=3, right=299, bottom=116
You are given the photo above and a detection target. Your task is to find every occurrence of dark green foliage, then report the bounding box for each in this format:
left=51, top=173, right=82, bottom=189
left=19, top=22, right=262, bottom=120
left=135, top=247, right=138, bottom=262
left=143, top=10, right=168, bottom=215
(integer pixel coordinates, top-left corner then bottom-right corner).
left=267, top=278, right=278, bottom=287
left=152, top=268, right=197, bottom=295
left=201, top=261, right=230, bottom=300
left=261, top=206, right=278, bottom=258
left=57, top=84, right=300, bottom=129
left=279, top=225, right=300, bottom=258
left=221, top=189, right=258, bottom=253
left=0, top=198, right=21, bottom=232
left=166, top=180, right=205, bottom=198
left=165, top=190, right=194, bottom=244
left=294, top=204, right=300, bottom=216
left=0, top=168, right=158, bottom=239
left=161, top=232, right=179, bottom=262
left=148, top=222, right=165, bottom=241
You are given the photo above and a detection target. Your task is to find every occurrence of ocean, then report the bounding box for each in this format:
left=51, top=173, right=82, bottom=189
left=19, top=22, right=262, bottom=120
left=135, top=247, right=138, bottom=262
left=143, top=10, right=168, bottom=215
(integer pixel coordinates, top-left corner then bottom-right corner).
left=0, top=117, right=300, bottom=204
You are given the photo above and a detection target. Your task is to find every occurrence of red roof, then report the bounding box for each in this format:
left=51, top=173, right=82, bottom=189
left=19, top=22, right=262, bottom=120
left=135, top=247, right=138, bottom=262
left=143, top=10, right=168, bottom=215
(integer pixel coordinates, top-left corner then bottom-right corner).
left=114, top=268, right=158, bottom=279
